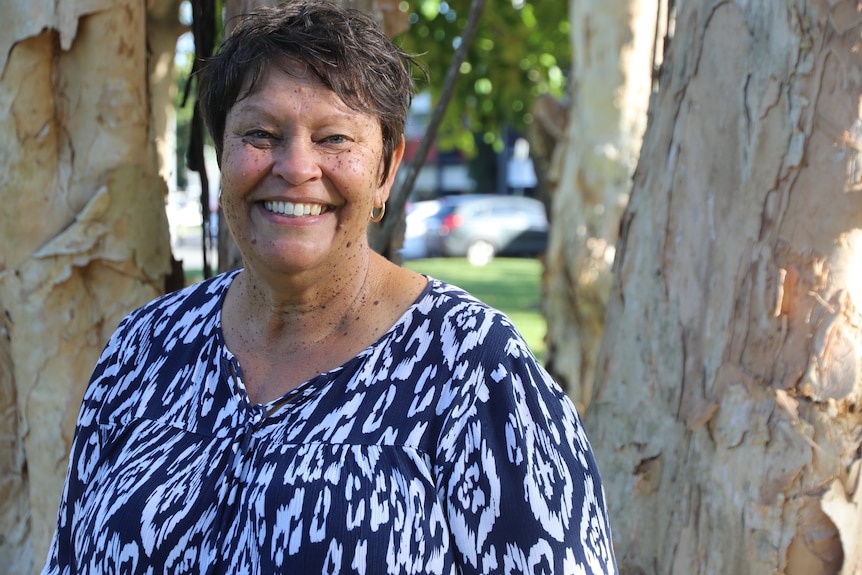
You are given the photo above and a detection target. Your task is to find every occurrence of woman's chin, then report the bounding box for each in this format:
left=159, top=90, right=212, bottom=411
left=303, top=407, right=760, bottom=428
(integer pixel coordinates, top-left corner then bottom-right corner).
left=244, top=244, right=339, bottom=276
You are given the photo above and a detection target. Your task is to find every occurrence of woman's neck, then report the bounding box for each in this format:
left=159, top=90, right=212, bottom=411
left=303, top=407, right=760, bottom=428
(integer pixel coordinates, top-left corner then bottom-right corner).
left=231, top=253, right=375, bottom=349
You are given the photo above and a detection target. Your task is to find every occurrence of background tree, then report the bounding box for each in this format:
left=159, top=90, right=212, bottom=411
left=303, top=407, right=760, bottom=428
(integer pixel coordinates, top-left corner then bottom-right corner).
left=396, top=0, right=571, bottom=154
left=588, top=0, right=862, bottom=572
left=542, top=0, right=662, bottom=410
left=377, top=0, right=572, bottom=260
left=0, top=1, right=182, bottom=572
left=371, top=0, right=487, bottom=260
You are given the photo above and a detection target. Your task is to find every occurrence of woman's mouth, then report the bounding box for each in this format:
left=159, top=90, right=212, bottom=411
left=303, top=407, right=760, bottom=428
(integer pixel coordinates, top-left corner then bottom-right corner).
left=263, top=200, right=329, bottom=217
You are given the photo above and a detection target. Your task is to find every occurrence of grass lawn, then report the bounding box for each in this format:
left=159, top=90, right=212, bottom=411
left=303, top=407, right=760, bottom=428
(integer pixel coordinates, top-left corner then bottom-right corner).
left=404, top=257, right=547, bottom=362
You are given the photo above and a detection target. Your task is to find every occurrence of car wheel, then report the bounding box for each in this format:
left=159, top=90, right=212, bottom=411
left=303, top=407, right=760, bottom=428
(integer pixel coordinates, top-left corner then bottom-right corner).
left=466, top=239, right=496, bottom=266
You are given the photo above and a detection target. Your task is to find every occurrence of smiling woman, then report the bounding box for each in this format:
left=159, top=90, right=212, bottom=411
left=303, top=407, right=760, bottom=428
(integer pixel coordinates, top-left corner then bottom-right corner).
left=217, top=63, right=394, bottom=283
left=41, top=2, right=616, bottom=574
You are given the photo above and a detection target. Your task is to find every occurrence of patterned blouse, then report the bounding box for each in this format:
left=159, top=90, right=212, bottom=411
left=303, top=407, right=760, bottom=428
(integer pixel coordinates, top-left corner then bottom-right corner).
left=43, top=271, right=616, bottom=574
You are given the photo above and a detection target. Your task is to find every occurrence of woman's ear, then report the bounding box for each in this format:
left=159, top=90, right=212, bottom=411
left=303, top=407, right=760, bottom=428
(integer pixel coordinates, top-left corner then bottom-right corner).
left=390, top=137, right=406, bottom=178
left=379, top=137, right=407, bottom=200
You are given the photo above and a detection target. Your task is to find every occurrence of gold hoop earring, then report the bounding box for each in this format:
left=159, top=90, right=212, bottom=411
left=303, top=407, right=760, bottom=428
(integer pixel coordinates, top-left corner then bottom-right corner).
left=370, top=203, right=386, bottom=223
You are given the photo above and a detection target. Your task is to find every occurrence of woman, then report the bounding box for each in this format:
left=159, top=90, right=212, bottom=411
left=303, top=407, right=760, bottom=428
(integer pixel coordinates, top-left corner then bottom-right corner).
left=43, top=1, right=616, bottom=573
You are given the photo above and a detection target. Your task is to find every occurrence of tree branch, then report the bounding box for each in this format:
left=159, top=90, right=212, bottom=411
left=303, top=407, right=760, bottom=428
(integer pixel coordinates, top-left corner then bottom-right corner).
left=373, top=0, right=487, bottom=259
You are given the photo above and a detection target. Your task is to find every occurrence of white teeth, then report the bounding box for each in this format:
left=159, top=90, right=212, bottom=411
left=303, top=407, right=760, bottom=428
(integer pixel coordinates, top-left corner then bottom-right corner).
left=264, top=201, right=325, bottom=216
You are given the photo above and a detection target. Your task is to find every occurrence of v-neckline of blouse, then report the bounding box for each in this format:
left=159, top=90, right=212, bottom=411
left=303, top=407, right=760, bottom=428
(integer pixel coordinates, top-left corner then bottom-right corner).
left=211, top=269, right=435, bottom=415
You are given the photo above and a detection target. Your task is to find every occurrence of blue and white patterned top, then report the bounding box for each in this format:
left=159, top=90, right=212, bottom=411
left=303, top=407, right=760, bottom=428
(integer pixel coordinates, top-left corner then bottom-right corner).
left=43, top=271, right=616, bottom=574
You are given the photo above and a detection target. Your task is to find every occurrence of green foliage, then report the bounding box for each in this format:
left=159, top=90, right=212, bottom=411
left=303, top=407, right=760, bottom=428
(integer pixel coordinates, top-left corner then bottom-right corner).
left=396, top=0, right=571, bottom=154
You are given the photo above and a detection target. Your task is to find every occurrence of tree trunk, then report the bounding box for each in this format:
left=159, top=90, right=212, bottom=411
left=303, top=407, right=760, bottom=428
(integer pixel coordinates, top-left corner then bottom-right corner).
left=588, top=1, right=862, bottom=573
left=0, top=1, right=179, bottom=572
left=543, top=0, right=660, bottom=412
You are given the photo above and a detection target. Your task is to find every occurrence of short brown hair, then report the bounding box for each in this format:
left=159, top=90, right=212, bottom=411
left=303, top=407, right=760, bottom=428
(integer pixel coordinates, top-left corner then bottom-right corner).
left=198, top=0, right=424, bottom=184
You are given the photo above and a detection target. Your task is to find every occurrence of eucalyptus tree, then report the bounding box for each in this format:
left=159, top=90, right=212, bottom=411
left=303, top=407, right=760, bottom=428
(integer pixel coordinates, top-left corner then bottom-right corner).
left=589, top=1, right=862, bottom=572
left=0, top=1, right=182, bottom=572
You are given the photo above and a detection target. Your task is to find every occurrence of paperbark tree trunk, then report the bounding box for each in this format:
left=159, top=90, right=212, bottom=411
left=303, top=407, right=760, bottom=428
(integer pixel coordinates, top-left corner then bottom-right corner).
left=588, top=1, right=862, bottom=573
left=0, top=1, right=180, bottom=572
left=542, top=0, right=660, bottom=412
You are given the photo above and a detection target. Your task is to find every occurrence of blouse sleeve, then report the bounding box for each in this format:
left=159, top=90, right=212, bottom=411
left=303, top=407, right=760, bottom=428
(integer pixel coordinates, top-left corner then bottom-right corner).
left=435, top=319, right=616, bottom=575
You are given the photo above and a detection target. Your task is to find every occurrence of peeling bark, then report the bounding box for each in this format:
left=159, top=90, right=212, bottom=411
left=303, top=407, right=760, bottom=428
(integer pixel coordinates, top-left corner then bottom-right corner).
left=0, top=1, right=178, bottom=571
left=588, top=1, right=862, bottom=573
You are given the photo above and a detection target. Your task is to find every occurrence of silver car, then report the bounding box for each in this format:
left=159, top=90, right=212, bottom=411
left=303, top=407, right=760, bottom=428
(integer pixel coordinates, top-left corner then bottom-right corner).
left=422, top=194, right=549, bottom=265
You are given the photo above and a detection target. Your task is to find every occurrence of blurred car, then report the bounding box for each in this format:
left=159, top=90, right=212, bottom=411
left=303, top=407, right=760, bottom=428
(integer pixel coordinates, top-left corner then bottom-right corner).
left=423, top=194, right=549, bottom=265
left=400, top=199, right=441, bottom=260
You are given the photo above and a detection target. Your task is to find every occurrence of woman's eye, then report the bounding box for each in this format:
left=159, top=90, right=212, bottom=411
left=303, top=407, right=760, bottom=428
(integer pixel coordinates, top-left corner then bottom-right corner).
left=242, top=130, right=277, bottom=148
left=247, top=129, right=274, bottom=139
left=322, top=134, right=349, bottom=145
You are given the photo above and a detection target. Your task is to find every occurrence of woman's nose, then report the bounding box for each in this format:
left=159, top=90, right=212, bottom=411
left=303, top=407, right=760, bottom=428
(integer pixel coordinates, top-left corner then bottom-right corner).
left=271, top=138, right=321, bottom=184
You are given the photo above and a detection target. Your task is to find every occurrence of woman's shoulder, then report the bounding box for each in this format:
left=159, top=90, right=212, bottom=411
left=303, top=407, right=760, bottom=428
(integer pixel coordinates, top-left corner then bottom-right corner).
left=419, top=276, right=495, bottom=312
left=127, top=270, right=237, bottom=321
left=108, top=270, right=238, bottom=346
left=419, top=276, right=513, bottom=329
left=407, top=276, right=532, bottom=365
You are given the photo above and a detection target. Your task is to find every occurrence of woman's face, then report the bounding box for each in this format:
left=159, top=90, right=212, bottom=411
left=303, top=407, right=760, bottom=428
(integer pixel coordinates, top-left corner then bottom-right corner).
left=220, top=63, right=402, bottom=278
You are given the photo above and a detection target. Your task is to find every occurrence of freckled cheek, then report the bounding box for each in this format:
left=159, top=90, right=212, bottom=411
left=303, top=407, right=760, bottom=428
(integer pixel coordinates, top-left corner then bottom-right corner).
left=218, top=191, right=245, bottom=224
left=222, top=150, right=271, bottom=192
left=336, top=153, right=382, bottom=187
